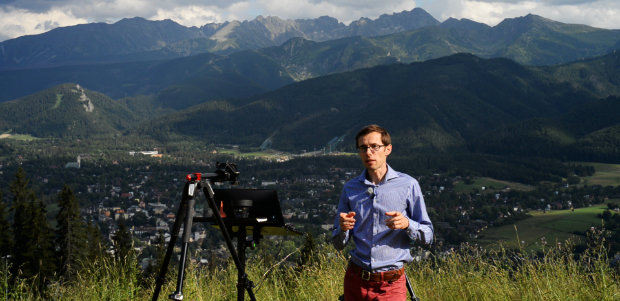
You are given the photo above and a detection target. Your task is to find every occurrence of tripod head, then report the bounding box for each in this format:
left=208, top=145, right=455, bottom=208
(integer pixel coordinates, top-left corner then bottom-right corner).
left=186, top=162, right=239, bottom=184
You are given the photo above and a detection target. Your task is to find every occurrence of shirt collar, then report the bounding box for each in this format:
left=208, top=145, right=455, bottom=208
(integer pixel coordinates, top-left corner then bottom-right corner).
left=357, top=164, right=399, bottom=185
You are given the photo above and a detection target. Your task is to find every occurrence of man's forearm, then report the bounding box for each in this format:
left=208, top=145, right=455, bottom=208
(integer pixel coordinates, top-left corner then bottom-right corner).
left=406, top=219, right=433, bottom=244
left=332, top=229, right=349, bottom=250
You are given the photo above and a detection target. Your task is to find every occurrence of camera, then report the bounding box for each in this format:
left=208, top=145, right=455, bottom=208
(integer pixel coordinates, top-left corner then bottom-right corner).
left=214, top=162, right=239, bottom=183
left=185, top=162, right=239, bottom=184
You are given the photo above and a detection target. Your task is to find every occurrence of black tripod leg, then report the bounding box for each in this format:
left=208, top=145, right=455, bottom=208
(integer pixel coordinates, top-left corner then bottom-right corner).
left=236, top=226, right=249, bottom=301
left=169, top=191, right=196, bottom=301
left=152, top=182, right=194, bottom=301
left=404, top=272, right=420, bottom=301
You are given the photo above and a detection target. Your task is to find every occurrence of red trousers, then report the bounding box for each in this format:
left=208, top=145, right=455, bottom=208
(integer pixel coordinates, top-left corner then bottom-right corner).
left=343, top=265, right=407, bottom=301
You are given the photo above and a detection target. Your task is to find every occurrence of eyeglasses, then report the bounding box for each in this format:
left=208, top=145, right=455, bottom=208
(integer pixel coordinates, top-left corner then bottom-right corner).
left=357, top=144, right=386, bottom=153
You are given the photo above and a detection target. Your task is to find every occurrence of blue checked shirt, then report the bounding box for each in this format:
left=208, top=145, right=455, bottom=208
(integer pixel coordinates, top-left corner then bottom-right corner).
left=332, top=165, right=433, bottom=272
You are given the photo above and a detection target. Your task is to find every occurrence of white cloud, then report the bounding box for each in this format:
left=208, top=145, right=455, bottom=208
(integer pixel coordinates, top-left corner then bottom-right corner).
left=149, top=2, right=266, bottom=27
left=0, top=1, right=256, bottom=41
left=422, top=0, right=620, bottom=28
left=255, top=0, right=415, bottom=23
left=70, top=0, right=158, bottom=22
left=0, top=6, right=88, bottom=41
left=151, top=6, right=225, bottom=27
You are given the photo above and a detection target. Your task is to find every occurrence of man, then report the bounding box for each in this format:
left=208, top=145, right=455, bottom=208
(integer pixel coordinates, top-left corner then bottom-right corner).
left=332, top=124, right=433, bottom=300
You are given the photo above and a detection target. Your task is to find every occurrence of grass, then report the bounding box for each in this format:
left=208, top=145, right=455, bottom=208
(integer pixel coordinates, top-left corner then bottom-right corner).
left=3, top=241, right=617, bottom=300
left=412, top=239, right=618, bottom=301
left=475, top=203, right=609, bottom=251
left=0, top=133, right=39, bottom=141
left=454, top=161, right=620, bottom=195
left=582, top=162, right=620, bottom=187
left=215, top=148, right=355, bottom=161
left=0, top=130, right=40, bottom=141
left=51, top=94, right=63, bottom=110
left=453, top=177, right=535, bottom=193
left=216, top=148, right=291, bottom=161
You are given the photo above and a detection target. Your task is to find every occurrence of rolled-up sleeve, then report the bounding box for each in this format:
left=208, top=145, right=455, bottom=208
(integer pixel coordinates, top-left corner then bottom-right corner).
left=406, top=181, right=433, bottom=244
left=332, top=228, right=349, bottom=250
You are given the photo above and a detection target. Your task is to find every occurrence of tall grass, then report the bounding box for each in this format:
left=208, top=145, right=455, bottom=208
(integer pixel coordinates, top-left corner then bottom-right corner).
left=410, top=241, right=618, bottom=300
left=47, top=256, right=144, bottom=300
left=2, top=239, right=618, bottom=300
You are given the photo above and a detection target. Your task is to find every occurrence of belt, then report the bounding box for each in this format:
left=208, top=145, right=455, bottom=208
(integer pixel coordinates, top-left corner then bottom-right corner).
left=347, top=262, right=404, bottom=282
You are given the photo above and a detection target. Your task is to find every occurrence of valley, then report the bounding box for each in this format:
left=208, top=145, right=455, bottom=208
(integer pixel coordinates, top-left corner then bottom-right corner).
left=0, top=7, right=618, bottom=298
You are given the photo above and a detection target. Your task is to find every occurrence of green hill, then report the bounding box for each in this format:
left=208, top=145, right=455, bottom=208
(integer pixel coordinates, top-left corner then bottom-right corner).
left=0, top=84, right=142, bottom=138
left=469, top=95, right=620, bottom=162
left=133, top=53, right=614, bottom=152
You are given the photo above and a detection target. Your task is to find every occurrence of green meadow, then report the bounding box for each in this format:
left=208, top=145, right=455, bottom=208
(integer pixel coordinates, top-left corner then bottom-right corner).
left=0, top=132, right=39, bottom=141
left=453, top=177, right=535, bottom=193
left=475, top=204, right=610, bottom=250
left=583, top=162, right=620, bottom=187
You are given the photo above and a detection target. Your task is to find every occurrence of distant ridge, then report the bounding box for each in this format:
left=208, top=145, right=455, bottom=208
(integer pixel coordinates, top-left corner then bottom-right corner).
left=2, top=8, right=619, bottom=71
left=0, top=8, right=439, bottom=70
left=0, top=51, right=295, bottom=106
left=2, top=8, right=620, bottom=104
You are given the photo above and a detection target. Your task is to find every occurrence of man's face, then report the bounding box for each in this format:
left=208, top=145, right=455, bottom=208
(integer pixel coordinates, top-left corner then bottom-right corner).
left=357, top=131, right=392, bottom=171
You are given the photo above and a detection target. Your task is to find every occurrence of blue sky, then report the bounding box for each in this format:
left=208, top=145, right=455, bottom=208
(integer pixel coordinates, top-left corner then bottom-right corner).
left=1, top=0, right=619, bottom=42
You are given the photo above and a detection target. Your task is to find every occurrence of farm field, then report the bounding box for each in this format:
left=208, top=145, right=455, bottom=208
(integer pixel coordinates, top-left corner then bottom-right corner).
left=583, top=162, right=620, bottom=187
left=474, top=203, right=610, bottom=250
left=453, top=177, right=535, bottom=193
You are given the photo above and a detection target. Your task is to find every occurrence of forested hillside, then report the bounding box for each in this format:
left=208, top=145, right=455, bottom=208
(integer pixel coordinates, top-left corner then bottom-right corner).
left=0, top=84, right=138, bottom=138
left=2, top=51, right=620, bottom=165
left=127, top=53, right=620, bottom=161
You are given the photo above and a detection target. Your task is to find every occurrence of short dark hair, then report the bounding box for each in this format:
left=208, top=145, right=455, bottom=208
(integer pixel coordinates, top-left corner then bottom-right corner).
left=355, top=124, right=391, bottom=148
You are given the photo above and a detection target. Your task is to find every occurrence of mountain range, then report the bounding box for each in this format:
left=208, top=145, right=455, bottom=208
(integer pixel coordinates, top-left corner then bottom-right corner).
left=0, top=8, right=439, bottom=70
left=1, top=8, right=620, bottom=105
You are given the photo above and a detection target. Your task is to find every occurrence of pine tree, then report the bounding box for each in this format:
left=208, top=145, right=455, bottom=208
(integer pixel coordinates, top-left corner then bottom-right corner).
left=112, top=218, right=133, bottom=262
left=9, top=168, right=56, bottom=289
left=297, top=232, right=318, bottom=269
left=26, top=198, right=56, bottom=289
left=56, top=185, right=87, bottom=279
left=0, top=191, right=12, bottom=297
left=0, top=192, right=12, bottom=257
left=154, top=230, right=167, bottom=268
left=10, top=167, right=35, bottom=277
left=142, top=230, right=166, bottom=280
left=85, top=220, right=105, bottom=262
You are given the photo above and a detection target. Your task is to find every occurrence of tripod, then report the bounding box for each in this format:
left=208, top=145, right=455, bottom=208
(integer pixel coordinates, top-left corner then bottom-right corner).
left=152, top=163, right=257, bottom=301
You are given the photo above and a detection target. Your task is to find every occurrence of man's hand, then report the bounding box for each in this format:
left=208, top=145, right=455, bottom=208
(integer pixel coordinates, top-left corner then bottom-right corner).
left=385, top=211, right=409, bottom=230
left=339, top=212, right=356, bottom=231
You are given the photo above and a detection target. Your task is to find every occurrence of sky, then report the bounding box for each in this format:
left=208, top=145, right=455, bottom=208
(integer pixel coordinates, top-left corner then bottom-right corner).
left=1, top=0, right=619, bottom=42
